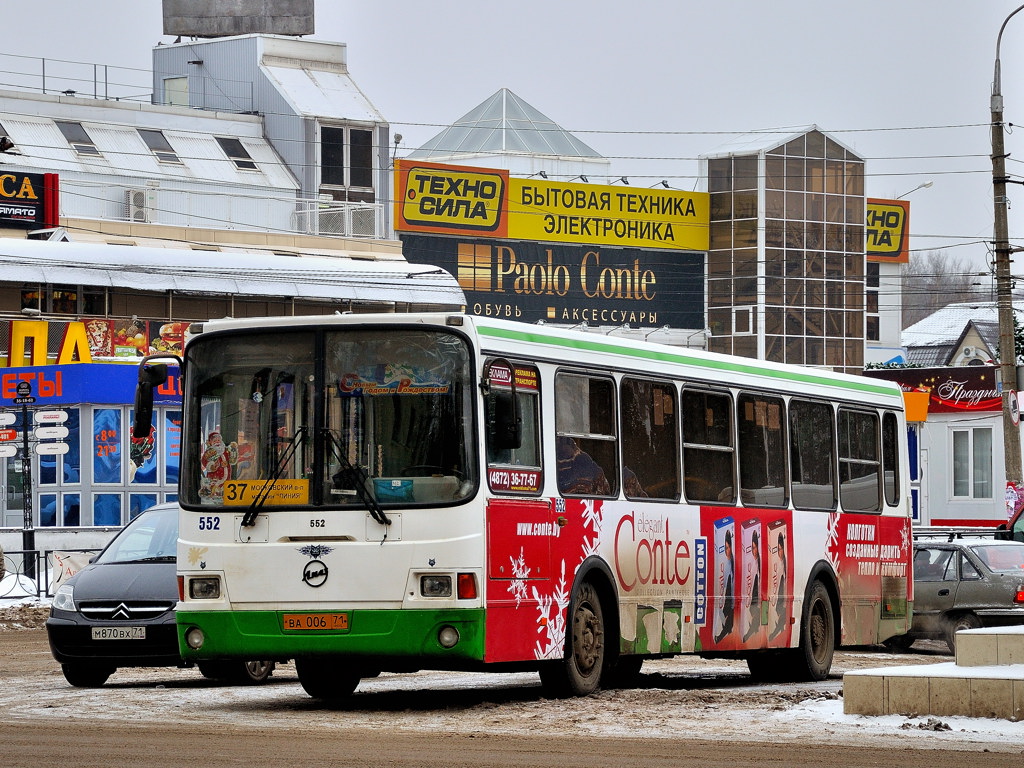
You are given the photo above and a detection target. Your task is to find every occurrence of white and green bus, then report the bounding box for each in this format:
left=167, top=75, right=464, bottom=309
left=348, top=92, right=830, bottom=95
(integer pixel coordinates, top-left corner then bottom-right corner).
left=134, top=312, right=913, bottom=699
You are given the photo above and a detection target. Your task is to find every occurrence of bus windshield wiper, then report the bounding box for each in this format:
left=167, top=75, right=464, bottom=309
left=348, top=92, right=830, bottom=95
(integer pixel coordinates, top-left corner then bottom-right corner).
left=240, top=426, right=307, bottom=528
left=323, top=430, right=392, bottom=529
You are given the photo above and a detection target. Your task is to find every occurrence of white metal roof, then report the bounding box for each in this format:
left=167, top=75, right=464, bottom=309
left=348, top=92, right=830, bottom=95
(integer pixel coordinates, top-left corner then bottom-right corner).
left=0, top=95, right=297, bottom=190
left=0, top=239, right=463, bottom=306
left=262, top=66, right=385, bottom=123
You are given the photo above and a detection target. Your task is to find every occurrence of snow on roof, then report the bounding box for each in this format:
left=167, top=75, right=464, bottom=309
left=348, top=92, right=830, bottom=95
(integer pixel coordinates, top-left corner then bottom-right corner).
left=408, top=88, right=602, bottom=161
left=0, top=239, right=463, bottom=306
left=901, top=300, right=1012, bottom=348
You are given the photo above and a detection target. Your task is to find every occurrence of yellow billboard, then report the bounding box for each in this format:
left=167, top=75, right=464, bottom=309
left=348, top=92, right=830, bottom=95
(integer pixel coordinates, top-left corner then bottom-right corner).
left=866, top=198, right=910, bottom=263
left=395, top=160, right=709, bottom=251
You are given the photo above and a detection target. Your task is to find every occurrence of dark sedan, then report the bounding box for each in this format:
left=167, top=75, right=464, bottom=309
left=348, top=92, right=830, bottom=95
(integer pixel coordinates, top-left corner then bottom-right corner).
left=46, top=502, right=277, bottom=687
left=888, top=537, right=1024, bottom=653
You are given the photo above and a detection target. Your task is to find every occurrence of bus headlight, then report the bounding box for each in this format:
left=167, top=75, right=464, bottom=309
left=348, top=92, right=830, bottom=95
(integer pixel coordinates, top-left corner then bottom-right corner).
left=438, top=625, right=460, bottom=648
left=420, top=575, right=452, bottom=598
left=188, top=577, right=221, bottom=599
left=185, top=627, right=205, bottom=650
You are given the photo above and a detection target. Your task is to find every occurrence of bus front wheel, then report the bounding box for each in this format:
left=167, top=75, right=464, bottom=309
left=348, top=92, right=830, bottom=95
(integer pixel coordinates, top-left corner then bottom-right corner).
left=539, top=580, right=606, bottom=697
left=295, top=656, right=361, bottom=700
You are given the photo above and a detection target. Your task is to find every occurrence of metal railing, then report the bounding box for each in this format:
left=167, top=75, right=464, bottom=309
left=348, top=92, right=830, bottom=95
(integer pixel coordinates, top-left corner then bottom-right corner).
left=59, top=179, right=390, bottom=240
left=0, top=52, right=153, bottom=103
left=0, top=548, right=102, bottom=600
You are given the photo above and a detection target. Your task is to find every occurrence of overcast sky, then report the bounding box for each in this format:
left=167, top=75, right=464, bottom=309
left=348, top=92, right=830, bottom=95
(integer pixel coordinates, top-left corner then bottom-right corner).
left=5, top=1, right=1024, bottom=274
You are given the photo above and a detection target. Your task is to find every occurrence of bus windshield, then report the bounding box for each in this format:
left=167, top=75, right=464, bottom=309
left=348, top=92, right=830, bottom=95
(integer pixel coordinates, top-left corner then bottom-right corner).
left=181, top=327, right=475, bottom=508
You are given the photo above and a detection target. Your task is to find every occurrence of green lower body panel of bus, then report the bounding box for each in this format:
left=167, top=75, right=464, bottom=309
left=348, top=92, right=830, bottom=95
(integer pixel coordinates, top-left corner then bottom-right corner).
left=177, top=608, right=486, bottom=663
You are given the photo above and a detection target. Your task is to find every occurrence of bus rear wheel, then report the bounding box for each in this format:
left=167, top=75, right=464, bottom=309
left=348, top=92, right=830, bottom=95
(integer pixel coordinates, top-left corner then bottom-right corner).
left=747, top=581, right=835, bottom=682
left=295, top=657, right=361, bottom=700
left=539, top=580, right=605, bottom=697
left=791, top=580, right=835, bottom=681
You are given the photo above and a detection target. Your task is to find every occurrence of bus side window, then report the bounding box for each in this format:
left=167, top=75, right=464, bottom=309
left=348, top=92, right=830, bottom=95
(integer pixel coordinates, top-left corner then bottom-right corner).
left=555, top=373, right=618, bottom=497
left=789, top=399, right=837, bottom=511
left=486, top=385, right=541, bottom=469
left=882, top=411, right=900, bottom=506
left=681, top=389, right=735, bottom=504
left=838, top=408, right=881, bottom=512
left=620, top=378, right=680, bottom=500
left=738, top=393, right=788, bottom=507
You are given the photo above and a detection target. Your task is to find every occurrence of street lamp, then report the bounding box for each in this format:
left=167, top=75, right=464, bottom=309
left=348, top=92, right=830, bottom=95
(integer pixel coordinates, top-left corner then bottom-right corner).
left=991, top=4, right=1024, bottom=489
left=896, top=181, right=933, bottom=199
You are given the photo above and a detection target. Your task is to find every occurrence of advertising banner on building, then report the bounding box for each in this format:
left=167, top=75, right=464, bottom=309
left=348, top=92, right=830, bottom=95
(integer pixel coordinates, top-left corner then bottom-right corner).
left=394, top=160, right=710, bottom=252
left=866, top=198, right=910, bottom=264
left=0, top=171, right=59, bottom=229
left=865, top=365, right=1000, bottom=413
left=0, top=363, right=180, bottom=408
left=401, top=233, right=704, bottom=328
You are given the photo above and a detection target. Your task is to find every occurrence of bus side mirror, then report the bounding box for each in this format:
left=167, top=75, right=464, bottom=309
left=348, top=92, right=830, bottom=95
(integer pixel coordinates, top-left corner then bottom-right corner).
left=133, top=363, right=168, bottom=439
left=489, top=389, right=522, bottom=450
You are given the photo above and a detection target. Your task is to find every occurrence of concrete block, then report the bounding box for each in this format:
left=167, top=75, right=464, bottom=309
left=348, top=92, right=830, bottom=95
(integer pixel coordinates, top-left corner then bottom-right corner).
left=842, top=673, right=885, bottom=716
left=998, top=634, right=1024, bottom=666
left=930, top=676, right=971, bottom=717
left=1014, top=680, right=1024, bottom=722
left=886, top=674, right=930, bottom=716
left=956, top=632, right=997, bottom=667
left=970, top=677, right=1014, bottom=719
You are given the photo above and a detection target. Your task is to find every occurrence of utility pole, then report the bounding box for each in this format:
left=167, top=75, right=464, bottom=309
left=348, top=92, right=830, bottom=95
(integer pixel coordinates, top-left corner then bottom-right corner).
left=992, top=5, right=1024, bottom=492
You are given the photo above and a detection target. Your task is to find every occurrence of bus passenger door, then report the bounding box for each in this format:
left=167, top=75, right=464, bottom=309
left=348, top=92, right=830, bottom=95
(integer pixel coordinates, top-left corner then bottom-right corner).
left=484, top=498, right=555, bottom=663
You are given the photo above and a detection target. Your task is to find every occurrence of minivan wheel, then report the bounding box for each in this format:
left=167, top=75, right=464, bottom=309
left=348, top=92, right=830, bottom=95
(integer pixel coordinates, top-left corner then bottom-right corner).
left=61, top=663, right=114, bottom=687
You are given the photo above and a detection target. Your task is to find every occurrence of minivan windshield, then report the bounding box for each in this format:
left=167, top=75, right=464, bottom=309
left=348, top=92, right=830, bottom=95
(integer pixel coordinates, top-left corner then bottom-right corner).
left=96, top=504, right=178, bottom=564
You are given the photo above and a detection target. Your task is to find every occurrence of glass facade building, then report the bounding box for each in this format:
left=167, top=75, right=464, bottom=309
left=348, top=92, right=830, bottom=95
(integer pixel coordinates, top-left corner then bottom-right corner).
left=702, top=128, right=866, bottom=374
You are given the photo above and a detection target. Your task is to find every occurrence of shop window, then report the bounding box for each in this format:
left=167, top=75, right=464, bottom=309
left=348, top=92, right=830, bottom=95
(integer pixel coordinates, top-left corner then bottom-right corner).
left=62, top=409, right=81, bottom=483
left=952, top=427, right=992, bottom=499
left=62, top=494, right=81, bottom=526
left=39, top=494, right=57, bottom=526
left=94, top=408, right=123, bottom=484
left=93, top=494, right=123, bottom=527
left=165, top=410, right=182, bottom=486
left=21, top=287, right=45, bottom=312
left=130, top=494, right=158, bottom=520
left=129, top=409, right=159, bottom=484
left=52, top=286, right=78, bottom=314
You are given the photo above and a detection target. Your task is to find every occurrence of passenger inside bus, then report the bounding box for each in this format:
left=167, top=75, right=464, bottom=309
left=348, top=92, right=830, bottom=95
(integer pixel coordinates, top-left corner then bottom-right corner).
left=556, top=436, right=611, bottom=496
